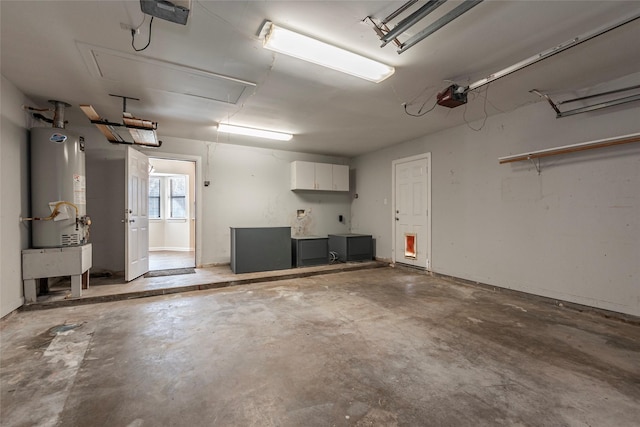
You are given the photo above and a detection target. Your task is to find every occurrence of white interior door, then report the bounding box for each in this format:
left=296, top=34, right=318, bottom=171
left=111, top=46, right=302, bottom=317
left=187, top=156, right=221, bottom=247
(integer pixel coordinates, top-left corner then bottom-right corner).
left=393, top=154, right=431, bottom=269
left=125, top=146, right=149, bottom=281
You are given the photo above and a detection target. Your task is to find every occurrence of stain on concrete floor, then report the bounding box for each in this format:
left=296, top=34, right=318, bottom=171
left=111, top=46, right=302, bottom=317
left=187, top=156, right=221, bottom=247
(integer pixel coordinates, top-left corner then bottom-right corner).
left=1, top=267, right=639, bottom=426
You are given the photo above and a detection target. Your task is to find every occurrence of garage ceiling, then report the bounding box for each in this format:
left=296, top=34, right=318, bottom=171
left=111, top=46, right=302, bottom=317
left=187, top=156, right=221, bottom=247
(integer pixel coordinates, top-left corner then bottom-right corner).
left=2, top=1, right=639, bottom=157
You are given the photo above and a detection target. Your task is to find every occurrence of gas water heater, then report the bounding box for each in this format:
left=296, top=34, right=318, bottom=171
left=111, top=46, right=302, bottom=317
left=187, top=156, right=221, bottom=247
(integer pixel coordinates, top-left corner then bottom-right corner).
left=29, top=102, right=91, bottom=248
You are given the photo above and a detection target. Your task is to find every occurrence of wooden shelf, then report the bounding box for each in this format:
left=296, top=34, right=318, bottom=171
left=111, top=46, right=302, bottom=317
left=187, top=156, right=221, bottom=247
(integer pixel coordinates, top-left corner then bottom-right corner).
left=499, top=133, right=640, bottom=166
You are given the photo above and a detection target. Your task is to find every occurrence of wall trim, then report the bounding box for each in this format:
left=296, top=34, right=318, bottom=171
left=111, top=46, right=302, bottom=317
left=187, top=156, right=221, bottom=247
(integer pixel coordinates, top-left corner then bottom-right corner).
left=420, top=269, right=640, bottom=325
left=199, top=262, right=231, bottom=268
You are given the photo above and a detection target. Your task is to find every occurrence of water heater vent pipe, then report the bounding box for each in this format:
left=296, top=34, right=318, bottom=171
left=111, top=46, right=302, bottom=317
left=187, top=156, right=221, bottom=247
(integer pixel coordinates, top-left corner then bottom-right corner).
left=49, top=100, right=71, bottom=129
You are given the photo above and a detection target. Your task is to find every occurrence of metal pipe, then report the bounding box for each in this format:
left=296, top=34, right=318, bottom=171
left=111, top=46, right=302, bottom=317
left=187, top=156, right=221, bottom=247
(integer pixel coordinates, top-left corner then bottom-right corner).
left=397, top=0, right=483, bottom=53
left=468, top=10, right=640, bottom=91
left=558, top=84, right=640, bottom=105
left=49, top=100, right=71, bottom=129
left=557, top=93, right=640, bottom=118
left=381, top=0, right=448, bottom=47
left=32, top=113, right=54, bottom=124
left=110, top=94, right=140, bottom=113
left=382, top=0, right=419, bottom=25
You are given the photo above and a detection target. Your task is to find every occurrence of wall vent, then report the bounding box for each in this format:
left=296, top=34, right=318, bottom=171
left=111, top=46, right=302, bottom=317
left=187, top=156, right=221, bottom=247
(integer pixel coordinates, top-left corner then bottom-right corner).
left=62, top=234, right=80, bottom=246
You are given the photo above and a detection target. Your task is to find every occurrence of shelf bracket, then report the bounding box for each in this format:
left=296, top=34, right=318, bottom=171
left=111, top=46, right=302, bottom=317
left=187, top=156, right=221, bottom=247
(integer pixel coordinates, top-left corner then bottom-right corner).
left=528, top=157, right=541, bottom=175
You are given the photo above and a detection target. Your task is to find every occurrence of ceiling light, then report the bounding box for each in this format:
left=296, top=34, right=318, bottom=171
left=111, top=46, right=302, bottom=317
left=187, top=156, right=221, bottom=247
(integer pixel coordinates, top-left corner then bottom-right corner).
left=261, top=21, right=394, bottom=83
left=216, top=123, right=293, bottom=141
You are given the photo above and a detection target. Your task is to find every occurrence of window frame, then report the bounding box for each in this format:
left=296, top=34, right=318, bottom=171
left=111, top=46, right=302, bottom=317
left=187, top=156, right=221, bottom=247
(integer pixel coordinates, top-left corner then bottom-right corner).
left=148, top=176, right=161, bottom=220
left=148, top=174, right=189, bottom=221
left=169, top=176, right=187, bottom=220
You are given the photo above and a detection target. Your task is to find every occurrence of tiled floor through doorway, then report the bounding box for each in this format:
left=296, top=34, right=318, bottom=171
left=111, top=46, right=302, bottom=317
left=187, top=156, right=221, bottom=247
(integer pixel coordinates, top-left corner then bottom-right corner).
left=149, top=250, right=195, bottom=271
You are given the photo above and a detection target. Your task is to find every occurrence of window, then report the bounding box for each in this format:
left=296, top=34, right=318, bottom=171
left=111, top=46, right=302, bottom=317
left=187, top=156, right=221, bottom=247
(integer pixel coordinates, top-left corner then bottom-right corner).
left=170, top=176, right=187, bottom=219
left=149, top=177, right=161, bottom=219
left=148, top=174, right=188, bottom=219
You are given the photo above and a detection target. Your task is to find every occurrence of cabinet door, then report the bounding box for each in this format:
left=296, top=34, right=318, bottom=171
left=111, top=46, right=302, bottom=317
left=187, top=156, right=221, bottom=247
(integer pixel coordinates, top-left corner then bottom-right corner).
left=315, top=163, right=333, bottom=190
left=332, top=164, right=349, bottom=191
left=291, top=161, right=315, bottom=190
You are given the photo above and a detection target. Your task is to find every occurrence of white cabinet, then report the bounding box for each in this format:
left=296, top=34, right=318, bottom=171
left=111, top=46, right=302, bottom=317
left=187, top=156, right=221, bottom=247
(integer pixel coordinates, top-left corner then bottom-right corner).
left=315, top=163, right=332, bottom=190
left=291, top=161, right=316, bottom=190
left=332, top=164, right=349, bottom=191
left=291, top=161, right=349, bottom=191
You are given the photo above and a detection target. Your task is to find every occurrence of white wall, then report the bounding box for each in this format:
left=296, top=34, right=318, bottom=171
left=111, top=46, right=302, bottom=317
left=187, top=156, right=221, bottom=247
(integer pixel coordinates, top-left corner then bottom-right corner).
left=85, top=145, right=126, bottom=272
left=352, top=99, right=640, bottom=316
left=0, top=76, right=31, bottom=317
left=86, top=135, right=351, bottom=270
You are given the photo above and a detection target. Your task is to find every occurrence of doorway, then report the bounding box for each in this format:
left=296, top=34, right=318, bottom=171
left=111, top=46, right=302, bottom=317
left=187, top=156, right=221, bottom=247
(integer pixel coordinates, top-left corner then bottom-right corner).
left=148, top=157, right=196, bottom=271
left=392, top=153, right=431, bottom=270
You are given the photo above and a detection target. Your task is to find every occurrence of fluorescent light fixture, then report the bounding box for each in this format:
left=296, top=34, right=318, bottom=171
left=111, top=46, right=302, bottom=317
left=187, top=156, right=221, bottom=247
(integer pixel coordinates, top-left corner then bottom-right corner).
left=217, top=123, right=293, bottom=141
left=261, top=21, right=395, bottom=83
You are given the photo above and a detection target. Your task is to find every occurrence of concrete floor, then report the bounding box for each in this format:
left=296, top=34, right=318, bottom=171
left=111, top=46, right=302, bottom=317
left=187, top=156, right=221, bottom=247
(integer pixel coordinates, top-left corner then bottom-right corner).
left=1, top=267, right=639, bottom=426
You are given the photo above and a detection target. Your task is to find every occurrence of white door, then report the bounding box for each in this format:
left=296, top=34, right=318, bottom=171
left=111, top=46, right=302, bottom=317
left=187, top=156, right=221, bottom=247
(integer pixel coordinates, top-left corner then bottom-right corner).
left=125, top=146, right=149, bottom=281
left=393, top=154, right=431, bottom=269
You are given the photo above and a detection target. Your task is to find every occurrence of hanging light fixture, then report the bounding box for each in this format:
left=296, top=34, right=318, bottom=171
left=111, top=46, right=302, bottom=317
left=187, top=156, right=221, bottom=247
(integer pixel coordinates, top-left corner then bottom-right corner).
left=216, top=123, right=293, bottom=141
left=260, top=21, right=395, bottom=83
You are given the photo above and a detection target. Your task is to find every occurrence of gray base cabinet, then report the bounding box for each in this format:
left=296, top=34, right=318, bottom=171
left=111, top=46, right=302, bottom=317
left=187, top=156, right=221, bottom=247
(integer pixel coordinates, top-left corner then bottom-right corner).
left=292, top=236, right=329, bottom=267
left=328, top=234, right=373, bottom=262
left=230, top=227, right=292, bottom=273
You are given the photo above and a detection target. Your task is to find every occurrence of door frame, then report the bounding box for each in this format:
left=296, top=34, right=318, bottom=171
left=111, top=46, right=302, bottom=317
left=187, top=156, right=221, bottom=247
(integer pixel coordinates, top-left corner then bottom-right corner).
left=141, top=150, right=203, bottom=268
left=391, top=153, right=432, bottom=270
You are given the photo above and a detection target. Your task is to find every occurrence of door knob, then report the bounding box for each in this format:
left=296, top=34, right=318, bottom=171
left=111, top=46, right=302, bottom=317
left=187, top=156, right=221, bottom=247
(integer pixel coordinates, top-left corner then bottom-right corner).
left=129, top=219, right=136, bottom=223
left=395, top=217, right=399, bottom=221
